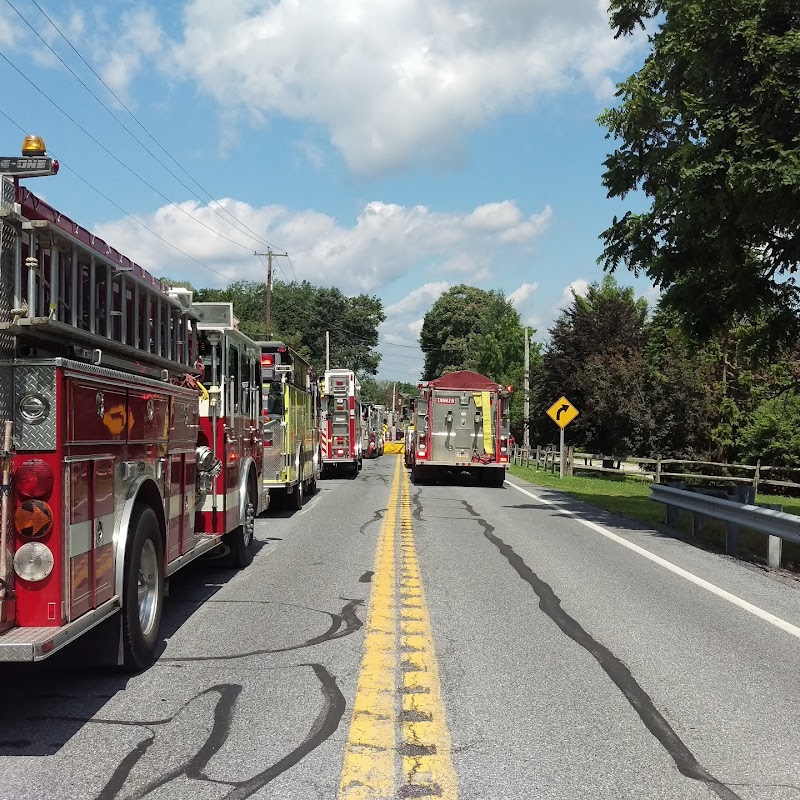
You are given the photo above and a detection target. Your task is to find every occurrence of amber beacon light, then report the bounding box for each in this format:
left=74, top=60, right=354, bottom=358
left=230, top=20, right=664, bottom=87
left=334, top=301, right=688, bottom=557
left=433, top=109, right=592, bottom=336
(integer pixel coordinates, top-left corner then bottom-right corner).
left=21, top=135, right=47, bottom=156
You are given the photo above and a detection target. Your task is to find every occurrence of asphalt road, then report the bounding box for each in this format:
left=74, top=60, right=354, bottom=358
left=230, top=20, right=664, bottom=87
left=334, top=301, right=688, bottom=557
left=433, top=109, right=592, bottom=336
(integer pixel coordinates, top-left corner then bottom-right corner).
left=1, top=455, right=799, bottom=800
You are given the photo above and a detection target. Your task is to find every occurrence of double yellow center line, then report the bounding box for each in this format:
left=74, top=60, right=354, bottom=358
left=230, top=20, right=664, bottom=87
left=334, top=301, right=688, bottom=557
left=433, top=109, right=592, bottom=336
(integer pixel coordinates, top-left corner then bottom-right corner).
left=339, top=456, right=458, bottom=799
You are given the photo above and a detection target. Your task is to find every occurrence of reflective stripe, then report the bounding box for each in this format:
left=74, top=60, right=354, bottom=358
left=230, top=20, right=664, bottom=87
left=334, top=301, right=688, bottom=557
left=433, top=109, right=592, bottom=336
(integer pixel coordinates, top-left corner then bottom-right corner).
left=69, top=521, right=92, bottom=558
left=200, top=489, right=241, bottom=514
left=169, top=494, right=182, bottom=518
left=69, top=512, right=115, bottom=557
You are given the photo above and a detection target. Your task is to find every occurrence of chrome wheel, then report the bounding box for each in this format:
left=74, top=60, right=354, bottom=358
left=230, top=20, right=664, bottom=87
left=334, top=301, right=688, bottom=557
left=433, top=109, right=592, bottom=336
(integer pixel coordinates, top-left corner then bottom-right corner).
left=243, top=500, right=255, bottom=547
left=137, top=538, right=159, bottom=636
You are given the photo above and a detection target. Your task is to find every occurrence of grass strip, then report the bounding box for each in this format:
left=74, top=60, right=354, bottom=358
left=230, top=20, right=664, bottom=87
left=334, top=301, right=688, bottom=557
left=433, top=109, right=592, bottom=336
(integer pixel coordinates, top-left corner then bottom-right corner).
left=508, top=463, right=800, bottom=570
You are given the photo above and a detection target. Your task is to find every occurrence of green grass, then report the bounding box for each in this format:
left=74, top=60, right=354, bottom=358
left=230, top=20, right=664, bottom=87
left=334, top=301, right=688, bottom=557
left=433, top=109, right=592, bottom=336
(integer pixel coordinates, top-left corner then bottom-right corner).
left=508, top=463, right=800, bottom=568
left=508, top=464, right=664, bottom=526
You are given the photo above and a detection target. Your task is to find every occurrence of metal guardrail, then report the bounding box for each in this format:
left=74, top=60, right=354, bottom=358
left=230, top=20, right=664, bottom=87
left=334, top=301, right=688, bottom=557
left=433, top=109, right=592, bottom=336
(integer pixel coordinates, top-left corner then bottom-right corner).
left=651, top=484, right=795, bottom=569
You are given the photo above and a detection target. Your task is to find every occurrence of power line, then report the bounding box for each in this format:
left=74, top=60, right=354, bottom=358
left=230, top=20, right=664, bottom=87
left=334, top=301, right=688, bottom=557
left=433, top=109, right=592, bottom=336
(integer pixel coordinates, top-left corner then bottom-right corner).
left=285, top=253, right=299, bottom=283
left=22, top=0, right=285, bottom=255
left=0, top=48, right=269, bottom=255
left=0, top=112, right=426, bottom=375
left=0, top=107, right=238, bottom=284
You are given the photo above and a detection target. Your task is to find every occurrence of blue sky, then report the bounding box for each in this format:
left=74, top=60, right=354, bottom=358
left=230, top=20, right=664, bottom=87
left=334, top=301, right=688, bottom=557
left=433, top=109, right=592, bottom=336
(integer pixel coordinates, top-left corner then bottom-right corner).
left=0, top=0, right=657, bottom=381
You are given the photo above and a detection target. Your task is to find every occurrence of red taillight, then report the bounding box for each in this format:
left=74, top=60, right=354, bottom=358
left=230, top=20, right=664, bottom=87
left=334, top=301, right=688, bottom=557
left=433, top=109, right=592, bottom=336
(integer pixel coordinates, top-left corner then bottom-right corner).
left=337, top=437, right=344, bottom=444
left=15, top=460, right=54, bottom=499
left=264, top=439, right=273, bottom=447
left=261, top=354, right=274, bottom=366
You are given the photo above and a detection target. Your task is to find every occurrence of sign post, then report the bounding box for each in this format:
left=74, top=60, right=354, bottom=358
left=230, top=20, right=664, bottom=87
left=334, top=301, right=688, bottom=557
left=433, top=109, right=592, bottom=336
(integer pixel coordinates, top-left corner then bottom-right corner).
left=545, top=396, right=579, bottom=479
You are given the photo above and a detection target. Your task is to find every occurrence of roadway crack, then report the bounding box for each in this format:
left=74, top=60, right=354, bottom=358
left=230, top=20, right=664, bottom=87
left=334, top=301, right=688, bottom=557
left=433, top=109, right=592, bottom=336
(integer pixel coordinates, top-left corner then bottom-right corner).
left=465, top=502, right=744, bottom=800
left=89, top=663, right=345, bottom=800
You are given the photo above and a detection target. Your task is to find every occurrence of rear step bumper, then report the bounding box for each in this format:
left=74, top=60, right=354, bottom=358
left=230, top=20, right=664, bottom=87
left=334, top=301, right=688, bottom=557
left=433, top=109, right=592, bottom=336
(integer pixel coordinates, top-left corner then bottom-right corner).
left=0, top=598, right=119, bottom=662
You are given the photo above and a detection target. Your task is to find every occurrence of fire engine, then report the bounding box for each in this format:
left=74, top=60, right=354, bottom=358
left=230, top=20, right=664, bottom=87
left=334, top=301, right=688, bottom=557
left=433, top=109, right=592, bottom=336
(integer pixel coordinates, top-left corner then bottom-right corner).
left=321, top=368, right=363, bottom=475
left=409, top=370, right=512, bottom=486
left=258, top=341, right=321, bottom=509
left=362, top=402, right=384, bottom=458
left=0, top=136, right=266, bottom=669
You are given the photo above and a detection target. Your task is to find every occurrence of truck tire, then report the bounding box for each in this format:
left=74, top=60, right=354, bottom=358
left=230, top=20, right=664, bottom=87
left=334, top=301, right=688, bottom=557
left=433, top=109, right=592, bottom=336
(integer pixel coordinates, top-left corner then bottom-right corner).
left=289, top=477, right=304, bottom=510
left=223, top=481, right=256, bottom=567
left=485, top=470, right=506, bottom=488
left=121, top=505, right=165, bottom=671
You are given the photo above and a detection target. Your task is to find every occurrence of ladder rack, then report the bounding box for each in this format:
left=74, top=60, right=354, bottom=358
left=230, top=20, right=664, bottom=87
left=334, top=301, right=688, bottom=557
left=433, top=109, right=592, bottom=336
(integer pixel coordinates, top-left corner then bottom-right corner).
left=0, top=180, right=199, bottom=379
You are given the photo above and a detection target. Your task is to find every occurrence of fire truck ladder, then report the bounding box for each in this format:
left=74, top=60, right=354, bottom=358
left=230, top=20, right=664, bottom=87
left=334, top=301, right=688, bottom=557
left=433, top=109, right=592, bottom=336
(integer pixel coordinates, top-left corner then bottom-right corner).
left=0, top=179, right=198, bottom=380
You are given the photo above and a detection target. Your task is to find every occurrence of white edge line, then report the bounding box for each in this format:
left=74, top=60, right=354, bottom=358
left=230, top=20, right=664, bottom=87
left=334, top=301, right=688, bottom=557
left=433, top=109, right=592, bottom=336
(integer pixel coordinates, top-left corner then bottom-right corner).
left=505, top=479, right=800, bottom=641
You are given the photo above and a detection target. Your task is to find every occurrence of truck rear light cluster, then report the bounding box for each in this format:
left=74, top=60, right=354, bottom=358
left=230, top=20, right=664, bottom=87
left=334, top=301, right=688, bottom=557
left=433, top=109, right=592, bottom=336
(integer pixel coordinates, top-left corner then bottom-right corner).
left=499, top=436, right=509, bottom=463
left=13, top=542, right=54, bottom=582
left=417, top=431, right=427, bottom=458
left=15, top=459, right=54, bottom=499
left=12, top=458, right=56, bottom=583
left=14, top=499, right=54, bottom=538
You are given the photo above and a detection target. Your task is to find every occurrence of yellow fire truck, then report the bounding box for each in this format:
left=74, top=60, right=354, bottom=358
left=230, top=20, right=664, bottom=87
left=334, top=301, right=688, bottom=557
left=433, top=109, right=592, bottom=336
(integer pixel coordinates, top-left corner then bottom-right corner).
left=258, top=342, right=321, bottom=509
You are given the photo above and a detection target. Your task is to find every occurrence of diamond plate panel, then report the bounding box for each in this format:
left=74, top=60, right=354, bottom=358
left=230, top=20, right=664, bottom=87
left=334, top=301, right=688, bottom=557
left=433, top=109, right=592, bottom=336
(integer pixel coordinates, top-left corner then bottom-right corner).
left=0, top=197, right=17, bottom=422
left=1, top=176, right=14, bottom=207
left=14, top=364, right=56, bottom=451
left=263, top=423, right=285, bottom=482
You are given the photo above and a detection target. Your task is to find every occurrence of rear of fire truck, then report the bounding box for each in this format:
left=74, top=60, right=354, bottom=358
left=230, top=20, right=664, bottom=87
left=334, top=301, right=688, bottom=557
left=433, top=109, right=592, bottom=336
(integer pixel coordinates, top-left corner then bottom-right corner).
left=409, top=370, right=512, bottom=486
left=257, top=341, right=320, bottom=509
left=362, top=403, right=382, bottom=459
left=0, top=137, right=263, bottom=669
left=321, top=369, right=363, bottom=476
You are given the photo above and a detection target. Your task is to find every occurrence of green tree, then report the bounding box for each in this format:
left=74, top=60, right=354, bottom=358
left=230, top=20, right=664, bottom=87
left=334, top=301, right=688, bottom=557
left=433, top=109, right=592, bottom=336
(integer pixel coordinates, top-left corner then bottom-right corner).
left=188, top=279, right=385, bottom=375
left=643, top=306, right=718, bottom=458
left=738, top=391, right=800, bottom=466
left=599, top=0, right=800, bottom=349
left=359, top=378, right=419, bottom=414
left=540, top=276, right=650, bottom=456
left=420, top=285, right=524, bottom=380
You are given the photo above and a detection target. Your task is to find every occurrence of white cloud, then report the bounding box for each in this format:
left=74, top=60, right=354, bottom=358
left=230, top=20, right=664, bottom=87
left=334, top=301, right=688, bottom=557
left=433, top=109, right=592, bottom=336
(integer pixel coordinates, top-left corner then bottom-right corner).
left=561, top=278, right=589, bottom=307
left=408, top=318, right=425, bottom=338
left=94, top=197, right=551, bottom=294
left=508, top=282, right=539, bottom=309
left=90, top=7, right=165, bottom=96
left=0, top=20, right=15, bottom=48
left=166, top=0, right=637, bottom=174
left=467, top=201, right=522, bottom=231
left=386, top=282, right=450, bottom=316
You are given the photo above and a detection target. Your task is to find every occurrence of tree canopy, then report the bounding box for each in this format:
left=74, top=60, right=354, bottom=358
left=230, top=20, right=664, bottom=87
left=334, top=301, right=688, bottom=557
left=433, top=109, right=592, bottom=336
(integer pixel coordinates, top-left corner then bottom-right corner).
left=420, top=285, right=524, bottom=380
left=600, top=0, right=800, bottom=349
left=419, top=284, right=536, bottom=435
left=540, top=276, right=650, bottom=456
left=179, top=279, right=385, bottom=375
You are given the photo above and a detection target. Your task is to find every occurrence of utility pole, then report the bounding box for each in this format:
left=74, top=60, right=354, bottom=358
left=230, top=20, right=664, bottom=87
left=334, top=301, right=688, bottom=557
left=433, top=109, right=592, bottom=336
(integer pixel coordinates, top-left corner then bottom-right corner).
left=325, top=330, right=330, bottom=371
left=255, top=248, right=287, bottom=339
left=392, top=382, right=396, bottom=417
left=523, top=327, right=530, bottom=448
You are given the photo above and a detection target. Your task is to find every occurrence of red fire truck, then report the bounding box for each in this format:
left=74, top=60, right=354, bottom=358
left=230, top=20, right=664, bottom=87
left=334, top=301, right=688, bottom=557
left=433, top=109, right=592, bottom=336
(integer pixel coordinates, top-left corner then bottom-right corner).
left=0, top=136, right=266, bottom=669
left=321, top=368, right=363, bottom=475
left=408, top=370, right=512, bottom=486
